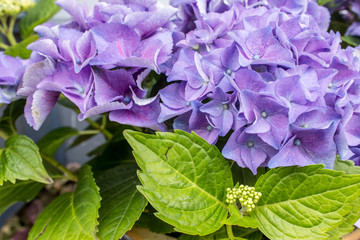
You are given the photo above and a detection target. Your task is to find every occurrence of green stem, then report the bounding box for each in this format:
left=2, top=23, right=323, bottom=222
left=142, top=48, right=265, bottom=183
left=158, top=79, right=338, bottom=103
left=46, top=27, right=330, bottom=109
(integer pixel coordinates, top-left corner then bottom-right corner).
left=0, top=42, right=9, bottom=49
left=41, top=153, right=78, bottom=182
left=0, top=130, right=10, bottom=141
left=85, top=118, right=113, bottom=140
left=78, top=130, right=100, bottom=135
left=6, top=16, right=17, bottom=46
left=226, top=224, right=235, bottom=240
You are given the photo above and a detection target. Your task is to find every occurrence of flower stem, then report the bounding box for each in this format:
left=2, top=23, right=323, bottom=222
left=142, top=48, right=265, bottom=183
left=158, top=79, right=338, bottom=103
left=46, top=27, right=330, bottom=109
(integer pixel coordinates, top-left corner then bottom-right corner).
left=226, top=224, right=235, bottom=240
left=6, top=16, right=17, bottom=46
left=0, top=42, right=9, bottom=49
left=41, top=153, right=78, bottom=182
left=85, top=118, right=113, bottom=140
left=78, top=130, right=100, bottom=135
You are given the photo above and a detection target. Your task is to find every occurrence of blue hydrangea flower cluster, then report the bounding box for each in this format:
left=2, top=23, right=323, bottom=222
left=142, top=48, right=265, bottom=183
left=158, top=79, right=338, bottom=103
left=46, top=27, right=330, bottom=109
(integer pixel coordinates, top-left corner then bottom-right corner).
left=13, top=0, right=360, bottom=173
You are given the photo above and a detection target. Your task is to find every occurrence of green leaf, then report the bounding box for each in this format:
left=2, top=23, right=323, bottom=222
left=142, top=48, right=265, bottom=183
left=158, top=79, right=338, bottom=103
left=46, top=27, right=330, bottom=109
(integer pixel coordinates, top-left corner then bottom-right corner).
left=37, top=127, right=79, bottom=157
left=96, top=164, right=147, bottom=240
left=0, top=180, right=43, bottom=215
left=0, top=99, right=26, bottom=139
left=19, top=0, right=60, bottom=39
left=327, top=157, right=360, bottom=238
left=317, top=0, right=332, bottom=5
left=179, top=226, right=262, bottom=240
left=0, top=135, right=52, bottom=185
left=341, top=35, right=360, bottom=47
left=135, top=207, right=174, bottom=234
left=4, top=34, right=39, bottom=59
left=124, top=130, right=233, bottom=236
left=221, top=205, right=258, bottom=229
left=334, top=157, right=360, bottom=175
left=28, top=165, right=101, bottom=240
left=251, top=165, right=360, bottom=240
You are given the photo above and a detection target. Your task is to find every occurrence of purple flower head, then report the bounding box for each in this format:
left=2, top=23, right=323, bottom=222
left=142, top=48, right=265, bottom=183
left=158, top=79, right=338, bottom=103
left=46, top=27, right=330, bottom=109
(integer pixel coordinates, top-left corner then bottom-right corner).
left=228, top=26, right=295, bottom=68
left=269, top=122, right=338, bottom=169
left=0, top=53, right=27, bottom=103
left=158, top=82, right=192, bottom=122
left=200, top=88, right=237, bottom=136
left=174, top=101, right=221, bottom=144
left=79, top=68, right=166, bottom=131
left=28, top=26, right=96, bottom=73
left=222, top=128, right=277, bottom=174
left=240, top=90, right=289, bottom=149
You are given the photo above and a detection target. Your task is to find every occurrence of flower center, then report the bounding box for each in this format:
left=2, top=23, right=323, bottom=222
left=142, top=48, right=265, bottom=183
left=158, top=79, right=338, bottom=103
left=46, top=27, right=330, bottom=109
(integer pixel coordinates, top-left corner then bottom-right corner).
left=226, top=69, right=232, bottom=75
left=207, top=126, right=212, bottom=131
left=253, top=54, right=260, bottom=60
left=247, top=141, right=254, bottom=148
left=186, top=101, right=191, bottom=107
left=223, top=103, right=229, bottom=110
left=293, top=138, right=301, bottom=146
left=75, top=59, right=82, bottom=65
left=123, top=96, right=131, bottom=104
left=261, top=111, right=268, bottom=118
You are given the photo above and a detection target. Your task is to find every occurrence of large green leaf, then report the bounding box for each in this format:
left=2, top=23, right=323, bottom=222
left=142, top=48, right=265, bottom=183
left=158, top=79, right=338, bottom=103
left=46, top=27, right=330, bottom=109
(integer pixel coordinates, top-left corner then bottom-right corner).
left=179, top=226, right=262, bottom=240
left=334, top=157, right=360, bottom=175
left=0, top=135, right=52, bottom=185
left=28, top=165, right=101, bottom=240
left=0, top=99, right=26, bottom=139
left=4, top=34, right=39, bottom=59
left=96, top=164, right=147, bottom=240
left=251, top=165, right=360, bottom=240
left=124, top=130, right=233, bottom=236
left=328, top=157, right=360, bottom=238
left=37, top=127, right=79, bottom=157
left=0, top=180, right=43, bottom=215
left=221, top=205, right=259, bottom=229
left=19, top=0, right=60, bottom=39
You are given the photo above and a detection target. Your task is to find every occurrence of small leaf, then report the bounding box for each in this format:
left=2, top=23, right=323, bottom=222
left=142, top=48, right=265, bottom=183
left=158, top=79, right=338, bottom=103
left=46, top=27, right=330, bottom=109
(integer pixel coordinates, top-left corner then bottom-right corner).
left=342, top=35, right=360, bottom=47
left=4, top=35, right=39, bottom=59
left=124, top=130, right=233, bottom=236
left=96, top=164, right=148, bottom=240
left=19, top=0, right=60, bottom=39
left=37, top=127, right=79, bottom=157
left=0, top=99, right=26, bottom=139
left=222, top=205, right=259, bottom=229
left=28, top=165, right=101, bottom=240
left=251, top=165, right=360, bottom=240
left=0, top=135, right=52, bottom=184
left=0, top=180, right=43, bottom=215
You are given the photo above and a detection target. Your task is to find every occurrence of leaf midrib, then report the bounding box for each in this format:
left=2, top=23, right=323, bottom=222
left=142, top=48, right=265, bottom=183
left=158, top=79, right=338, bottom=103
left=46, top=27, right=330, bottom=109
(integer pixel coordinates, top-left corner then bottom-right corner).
left=138, top=139, right=228, bottom=209
left=256, top=181, right=360, bottom=209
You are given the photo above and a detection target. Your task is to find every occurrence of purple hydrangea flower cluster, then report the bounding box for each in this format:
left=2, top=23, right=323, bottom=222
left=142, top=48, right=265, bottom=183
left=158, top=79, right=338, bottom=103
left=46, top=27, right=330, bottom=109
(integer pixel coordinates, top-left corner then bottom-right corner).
left=0, top=53, right=27, bottom=104
left=16, top=0, right=360, bottom=173
left=159, top=0, right=360, bottom=173
left=17, top=0, right=177, bottom=131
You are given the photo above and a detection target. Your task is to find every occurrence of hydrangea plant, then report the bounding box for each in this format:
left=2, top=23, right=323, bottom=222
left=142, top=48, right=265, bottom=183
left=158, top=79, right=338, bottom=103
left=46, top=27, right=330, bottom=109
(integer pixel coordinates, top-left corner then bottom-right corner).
left=1, top=0, right=360, bottom=239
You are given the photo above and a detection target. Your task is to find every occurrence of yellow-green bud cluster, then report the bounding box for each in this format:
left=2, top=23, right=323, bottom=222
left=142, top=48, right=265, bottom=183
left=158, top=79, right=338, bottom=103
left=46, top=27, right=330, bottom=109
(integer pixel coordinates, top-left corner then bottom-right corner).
left=0, top=0, right=34, bottom=17
left=225, top=185, right=262, bottom=212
